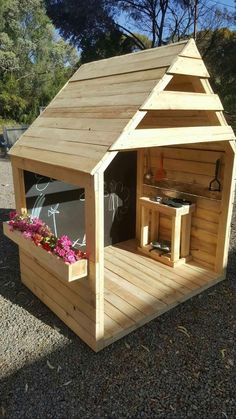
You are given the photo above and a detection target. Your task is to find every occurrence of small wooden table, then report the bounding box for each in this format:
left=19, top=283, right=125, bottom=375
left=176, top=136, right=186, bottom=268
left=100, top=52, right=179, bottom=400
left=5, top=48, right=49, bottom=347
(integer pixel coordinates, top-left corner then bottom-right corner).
left=138, top=197, right=196, bottom=267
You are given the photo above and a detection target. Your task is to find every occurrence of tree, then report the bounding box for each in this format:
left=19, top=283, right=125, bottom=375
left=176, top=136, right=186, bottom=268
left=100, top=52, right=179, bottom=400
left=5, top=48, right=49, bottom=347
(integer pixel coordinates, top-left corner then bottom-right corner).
left=197, top=28, right=236, bottom=112
left=0, top=0, right=78, bottom=123
left=45, top=0, right=231, bottom=61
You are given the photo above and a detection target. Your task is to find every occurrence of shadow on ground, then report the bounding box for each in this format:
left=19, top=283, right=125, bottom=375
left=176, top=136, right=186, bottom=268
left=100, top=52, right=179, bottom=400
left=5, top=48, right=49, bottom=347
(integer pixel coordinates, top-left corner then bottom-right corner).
left=1, top=208, right=236, bottom=419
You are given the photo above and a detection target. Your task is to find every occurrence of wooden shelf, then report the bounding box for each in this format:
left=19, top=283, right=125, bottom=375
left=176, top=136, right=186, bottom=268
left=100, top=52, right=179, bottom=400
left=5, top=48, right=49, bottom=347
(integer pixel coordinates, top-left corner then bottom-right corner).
left=3, top=222, right=87, bottom=282
left=139, top=197, right=195, bottom=267
left=139, top=196, right=195, bottom=216
left=143, top=182, right=222, bottom=201
left=137, top=244, right=191, bottom=268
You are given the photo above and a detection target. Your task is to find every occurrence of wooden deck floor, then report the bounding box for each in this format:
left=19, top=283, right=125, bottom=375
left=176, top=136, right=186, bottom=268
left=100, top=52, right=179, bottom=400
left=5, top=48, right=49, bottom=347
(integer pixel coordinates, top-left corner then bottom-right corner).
left=103, top=239, right=221, bottom=347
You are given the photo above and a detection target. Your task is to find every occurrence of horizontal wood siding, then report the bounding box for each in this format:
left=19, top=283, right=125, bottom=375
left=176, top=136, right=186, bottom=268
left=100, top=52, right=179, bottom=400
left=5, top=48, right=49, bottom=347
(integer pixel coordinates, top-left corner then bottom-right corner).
left=141, top=145, right=224, bottom=270
left=19, top=250, right=98, bottom=350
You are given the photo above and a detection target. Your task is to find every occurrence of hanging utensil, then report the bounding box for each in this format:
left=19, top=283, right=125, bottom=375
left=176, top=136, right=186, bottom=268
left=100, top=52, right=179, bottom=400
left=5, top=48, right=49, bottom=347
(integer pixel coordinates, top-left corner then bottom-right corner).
left=155, top=153, right=166, bottom=181
left=143, top=148, right=153, bottom=184
left=209, top=159, right=221, bottom=192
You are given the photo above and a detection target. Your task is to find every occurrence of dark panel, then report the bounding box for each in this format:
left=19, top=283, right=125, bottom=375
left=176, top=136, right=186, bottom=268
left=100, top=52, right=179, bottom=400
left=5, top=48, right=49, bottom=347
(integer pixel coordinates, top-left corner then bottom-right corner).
left=24, top=151, right=137, bottom=250
left=104, top=151, right=137, bottom=246
left=24, top=171, right=86, bottom=250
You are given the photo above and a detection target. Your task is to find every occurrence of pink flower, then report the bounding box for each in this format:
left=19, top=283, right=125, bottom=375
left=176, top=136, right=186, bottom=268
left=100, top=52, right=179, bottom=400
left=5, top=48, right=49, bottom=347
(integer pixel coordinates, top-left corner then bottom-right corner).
left=7, top=211, right=87, bottom=265
left=64, top=250, right=77, bottom=264
left=9, top=211, right=17, bottom=220
left=54, top=246, right=66, bottom=258
left=57, top=235, right=72, bottom=247
left=22, top=231, right=33, bottom=239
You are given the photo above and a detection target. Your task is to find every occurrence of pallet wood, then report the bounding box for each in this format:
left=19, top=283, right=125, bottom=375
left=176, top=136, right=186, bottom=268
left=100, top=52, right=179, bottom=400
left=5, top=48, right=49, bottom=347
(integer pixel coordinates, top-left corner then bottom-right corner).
left=141, top=91, right=223, bottom=111
left=215, top=141, right=236, bottom=272
left=19, top=136, right=109, bottom=160
left=11, top=156, right=90, bottom=188
left=70, top=42, right=188, bottom=82
left=6, top=39, right=236, bottom=351
left=3, top=223, right=88, bottom=282
left=60, top=79, right=159, bottom=99
left=110, top=126, right=235, bottom=150
left=10, top=146, right=100, bottom=175
left=20, top=254, right=98, bottom=351
left=167, top=56, right=210, bottom=77
left=33, top=117, right=130, bottom=132
left=103, top=240, right=221, bottom=348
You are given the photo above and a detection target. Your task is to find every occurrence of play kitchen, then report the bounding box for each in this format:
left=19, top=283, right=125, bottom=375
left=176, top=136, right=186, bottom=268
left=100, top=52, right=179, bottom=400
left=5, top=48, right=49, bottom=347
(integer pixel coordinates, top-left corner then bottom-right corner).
left=139, top=147, right=224, bottom=268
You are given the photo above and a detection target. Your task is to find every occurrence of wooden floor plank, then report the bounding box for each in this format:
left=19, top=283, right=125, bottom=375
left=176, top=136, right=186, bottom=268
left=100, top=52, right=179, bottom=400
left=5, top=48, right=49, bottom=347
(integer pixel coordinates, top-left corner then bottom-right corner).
left=106, top=245, right=198, bottom=292
left=105, top=254, right=182, bottom=306
left=103, top=239, right=221, bottom=347
left=117, top=240, right=215, bottom=285
left=104, top=300, right=136, bottom=329
left=105, top=272, right=157, bottom=316
left=105, top=289, right=144, bottom=322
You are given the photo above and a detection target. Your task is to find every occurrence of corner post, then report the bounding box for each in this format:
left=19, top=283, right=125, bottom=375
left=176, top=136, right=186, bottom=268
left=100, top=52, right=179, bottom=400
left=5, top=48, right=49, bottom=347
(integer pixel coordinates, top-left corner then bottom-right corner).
left=11, top=160, right=27, bottom=213
left=215, top=141, right=236, bottom=274
left=85, top=172, right=104, bottom=347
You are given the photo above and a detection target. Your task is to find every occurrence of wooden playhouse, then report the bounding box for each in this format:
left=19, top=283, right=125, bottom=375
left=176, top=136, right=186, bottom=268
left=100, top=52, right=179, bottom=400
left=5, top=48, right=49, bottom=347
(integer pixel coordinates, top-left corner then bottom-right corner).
left=4, top=39, right=236, bottom=352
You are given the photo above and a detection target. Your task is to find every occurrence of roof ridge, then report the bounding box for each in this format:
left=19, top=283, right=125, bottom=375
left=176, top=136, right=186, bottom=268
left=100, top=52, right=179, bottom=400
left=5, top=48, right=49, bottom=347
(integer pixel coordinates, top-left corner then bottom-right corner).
left=80, top=39, right=190, bottom=69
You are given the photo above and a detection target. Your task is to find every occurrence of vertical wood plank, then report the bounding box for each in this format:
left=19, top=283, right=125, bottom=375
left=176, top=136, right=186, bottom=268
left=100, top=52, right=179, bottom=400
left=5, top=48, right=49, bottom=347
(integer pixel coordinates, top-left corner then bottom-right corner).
left=140, top=206, right=149, bottom=247
left=136, top=149, right=144, bottom=240
left=171, top=215, right=181, bottom=262
left=85, top=172, right=104, bottom=343
left=181, top=214, right=192, bottom=258
left=215, top=141, right=236, bottom=273
left=150, top=210, right=159, bottom=242
left=11, top=162, right=27, bottom=213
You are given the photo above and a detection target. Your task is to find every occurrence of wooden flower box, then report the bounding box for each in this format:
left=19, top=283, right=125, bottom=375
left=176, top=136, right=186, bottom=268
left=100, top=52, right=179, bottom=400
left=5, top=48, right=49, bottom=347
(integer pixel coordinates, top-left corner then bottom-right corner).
left=3, top=222, right=88, bottom=282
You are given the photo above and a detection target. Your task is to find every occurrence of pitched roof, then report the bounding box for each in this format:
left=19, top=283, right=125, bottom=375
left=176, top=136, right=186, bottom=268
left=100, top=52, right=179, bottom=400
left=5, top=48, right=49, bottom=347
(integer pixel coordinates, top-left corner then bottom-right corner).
left=10, top=39, right=220, bottom=174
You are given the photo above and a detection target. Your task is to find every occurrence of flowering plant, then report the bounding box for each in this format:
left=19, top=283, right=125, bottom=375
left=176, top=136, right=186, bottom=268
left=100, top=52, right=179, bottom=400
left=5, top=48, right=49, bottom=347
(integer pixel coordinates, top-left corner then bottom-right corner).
left=8, top=211, right=87, bottom=264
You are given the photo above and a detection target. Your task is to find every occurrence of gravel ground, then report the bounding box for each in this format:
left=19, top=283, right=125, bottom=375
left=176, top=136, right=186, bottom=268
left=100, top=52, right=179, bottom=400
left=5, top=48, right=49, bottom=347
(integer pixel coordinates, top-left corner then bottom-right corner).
left=0, top=159, right=236, bottom=419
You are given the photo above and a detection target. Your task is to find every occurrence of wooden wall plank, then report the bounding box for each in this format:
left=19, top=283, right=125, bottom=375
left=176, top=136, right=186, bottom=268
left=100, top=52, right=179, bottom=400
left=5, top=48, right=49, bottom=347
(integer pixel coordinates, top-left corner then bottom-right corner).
left=11, top=156, right=90, bottom=188
left=11, top=165, right=26, bottom=214
left=20, top=261, right=97, bottom=351
left=215, top=141, right=236, bottom=272
left=85, top=173, right=104, bottom=341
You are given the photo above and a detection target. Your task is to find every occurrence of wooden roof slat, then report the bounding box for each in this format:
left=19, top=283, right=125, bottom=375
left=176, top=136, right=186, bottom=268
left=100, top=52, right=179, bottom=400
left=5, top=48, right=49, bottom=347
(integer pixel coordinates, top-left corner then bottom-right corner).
left=18, top=136, right=108, bottom=159
left=50, top=92, right=151, bottom=109
left=10, top=146, right=98, bottom=173
left=141, top=91, right=223, bottom=111
left=110, top=126, right=235, bottom=150
left=70, top=42, right=187, bottom=82
left=42, top=107, right=140, bottom=120
left=69, top=67, right=167, bottom=86
left=9, top=39, right=232, bottom=175
left=23, top=127, right=117, bottom=147
left=60, top=79, right=159, bottom=99
left=33, top=117, right=130, bottom=132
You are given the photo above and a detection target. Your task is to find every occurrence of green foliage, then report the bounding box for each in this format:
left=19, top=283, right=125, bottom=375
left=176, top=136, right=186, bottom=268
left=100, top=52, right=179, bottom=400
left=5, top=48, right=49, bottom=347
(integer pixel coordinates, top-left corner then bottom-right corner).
left=197, top=29, right=236, bottom=112
left=0, top=0, right=78, bottom=123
